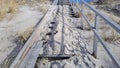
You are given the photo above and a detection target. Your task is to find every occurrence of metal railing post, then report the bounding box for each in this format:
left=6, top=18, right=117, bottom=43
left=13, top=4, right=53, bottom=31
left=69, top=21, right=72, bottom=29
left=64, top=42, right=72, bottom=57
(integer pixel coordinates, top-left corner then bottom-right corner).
left=70, top=0, right=71, bottom=5
left=72, top=0, right=73, bottom=5
left=92, top=14, right=99, bottom=58
left=80, top=2, right=83, bottom=30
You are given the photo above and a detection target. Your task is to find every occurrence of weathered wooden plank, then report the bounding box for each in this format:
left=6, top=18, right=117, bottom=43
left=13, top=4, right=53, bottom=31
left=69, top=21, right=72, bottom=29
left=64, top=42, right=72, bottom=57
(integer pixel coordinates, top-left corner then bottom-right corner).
left=19, top=41, right=43, bottom=68
left=38, top=54, right=75, bottom=61
left=0, top=44, right=22, bottom=68
left=39, top=54, right=75, bottom=58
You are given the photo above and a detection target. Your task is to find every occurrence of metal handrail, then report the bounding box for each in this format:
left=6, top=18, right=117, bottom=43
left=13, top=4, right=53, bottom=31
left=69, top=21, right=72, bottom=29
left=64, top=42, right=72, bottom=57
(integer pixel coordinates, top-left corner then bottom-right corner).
left=74, top=0, right=120, bottom=67
left=82, top=0, right=120, bottom=33
left=82, top=13, right=120, bottom=67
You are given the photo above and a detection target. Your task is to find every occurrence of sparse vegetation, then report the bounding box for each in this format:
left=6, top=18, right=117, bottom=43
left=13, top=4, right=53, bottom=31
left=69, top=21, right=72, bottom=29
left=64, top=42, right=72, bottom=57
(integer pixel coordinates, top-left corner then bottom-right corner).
left=118, top=20, right=120, bottom=25
left=101, top=26, right=120, bottom=42
left=96, top=0, right=120, bottom=42
left=96, top=0, right=119, bottom=4
left=87, top=12, right=95, bottom=23
left=39, top=4, right=49, bottom=14
left=0, top=0, right=49, bottom=20
left=17, top=28, right=33, bottom=44
left=0, top=0, right=18, bottom=20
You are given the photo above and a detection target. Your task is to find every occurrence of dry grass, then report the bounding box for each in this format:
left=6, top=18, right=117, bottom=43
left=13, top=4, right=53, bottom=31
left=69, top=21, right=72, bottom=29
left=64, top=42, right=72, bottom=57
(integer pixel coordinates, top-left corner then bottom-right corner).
left=105, top=0, right=120, bottom=4
left=38, top=0, right=50, bottom=13
left=0, top=0, right=49, bottom=20
left=85, top=11, right=120, bottom=42
left=83, top=11, right=95, bottom=30
left=117, top=20, right=120, bottom=25
left=17, top=28, right=33, bottom=44
left=0, top=0, right=18, bottom=20
left=86, top=12, right=95, bottom=23
left=101, top=27, right=120, bottom=42
left=39, top=4, right=49, bottom=14
left=78, top=12, right=82, bottom=17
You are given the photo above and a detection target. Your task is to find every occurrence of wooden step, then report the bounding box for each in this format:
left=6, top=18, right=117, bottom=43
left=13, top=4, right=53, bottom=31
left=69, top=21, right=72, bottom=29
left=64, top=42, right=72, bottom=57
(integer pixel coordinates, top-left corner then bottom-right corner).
left=39, top=54, right=75, bottom=60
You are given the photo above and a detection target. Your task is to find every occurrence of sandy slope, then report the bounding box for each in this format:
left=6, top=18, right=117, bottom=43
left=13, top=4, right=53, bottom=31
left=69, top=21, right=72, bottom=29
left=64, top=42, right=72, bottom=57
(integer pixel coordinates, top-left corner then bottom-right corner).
left=0, top=5, right=43, bottom=64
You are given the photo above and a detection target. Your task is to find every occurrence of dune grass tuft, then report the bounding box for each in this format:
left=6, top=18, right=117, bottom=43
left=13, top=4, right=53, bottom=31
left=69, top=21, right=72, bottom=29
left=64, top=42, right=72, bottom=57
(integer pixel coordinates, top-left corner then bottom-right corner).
left=0, top=0, right=18, bottom=20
